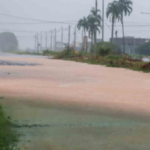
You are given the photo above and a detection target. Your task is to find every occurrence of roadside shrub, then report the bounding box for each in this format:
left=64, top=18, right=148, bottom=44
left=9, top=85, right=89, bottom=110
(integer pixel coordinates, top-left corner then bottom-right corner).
left=91, top=42, right=121, bottom=56
left=55, top=49, right=81, bottom=59
left=54, top=44, right=83, bottom=59
left=43, top=50, right=50, bottom=55
left=0, top=106, right=19, bottom=150
left=141, top=62, right=150, bottom=71
left=136, top=42, right=150, bottom=56
left=43, top=50, right=58, bottom=56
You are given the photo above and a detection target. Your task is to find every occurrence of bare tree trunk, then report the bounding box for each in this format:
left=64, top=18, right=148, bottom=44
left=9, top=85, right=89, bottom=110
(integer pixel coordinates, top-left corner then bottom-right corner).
left=111, top=16, right=115, bottom=43
left=84, top=28, right=86, bottom=37
left=94, top=28, right=97, bottom=45
left=82, top=29, right=84, bottom=52
left=84, top=28, right=86, bottom=52
left=90, top=32, right=93, bottom=53
left=95, top=0, right=98, bottom=45
left=121, top=14, right=125, bottom=54
left=92, top=33, right=94, bottom=45
left=90, top=33, right=92, bottom=47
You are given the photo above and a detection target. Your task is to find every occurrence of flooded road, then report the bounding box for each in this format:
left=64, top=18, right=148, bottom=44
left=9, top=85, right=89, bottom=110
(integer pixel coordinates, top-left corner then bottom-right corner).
left=0, top=54, right=150, bottom=150
left=0, top=52, right=49, bottom=58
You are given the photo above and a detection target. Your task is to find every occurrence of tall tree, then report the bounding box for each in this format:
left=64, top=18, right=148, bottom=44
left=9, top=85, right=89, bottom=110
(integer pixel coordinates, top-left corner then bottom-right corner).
left=89, top=7, right=101, bottom=45
left=77, top=17, right=89, bottom=51
left=95, top=0, right=98, bottom=44
left=0, top=32, right=18, bottom=52
left=77, top=17, right=89, bottom=36
left=87, top=15, right=100, bottom=46
left=106, top=1, right=120, bottom=42
left=118, top=0, right=133, bottom=53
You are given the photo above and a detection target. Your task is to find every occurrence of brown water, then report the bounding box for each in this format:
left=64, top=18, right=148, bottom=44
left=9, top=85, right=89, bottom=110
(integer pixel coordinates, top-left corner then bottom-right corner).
left=0, top=55, right=150, bottom=150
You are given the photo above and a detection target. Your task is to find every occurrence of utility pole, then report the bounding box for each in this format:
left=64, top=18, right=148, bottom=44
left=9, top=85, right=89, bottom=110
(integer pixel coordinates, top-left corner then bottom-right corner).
left=61, top=27, right=63, bottom=50
left=82, top=29, right=84, bottom=51
left=102, top=0, right=105, bottom=42
left=35, top=34, right=37, bottom=52
left=50, top=30, right=53, bottom=51
left=45, top=31, right=47, bottom=50
left=55, top=29, right=57, bottom=51
left=36, top=33, right=39, bottom=53
left=40, top=32, right=42, bottom=51
left=68, top=25, right=71, bottom=47
left=95, top=0, right=98, bottom=45
left=74, top=25, right=76, bottom=50
left=53, top=30, right=55, bottom=51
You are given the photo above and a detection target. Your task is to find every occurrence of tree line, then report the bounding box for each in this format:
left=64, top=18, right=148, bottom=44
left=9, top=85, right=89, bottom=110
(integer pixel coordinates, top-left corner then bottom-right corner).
left=77, top=0, right=133, bottom=53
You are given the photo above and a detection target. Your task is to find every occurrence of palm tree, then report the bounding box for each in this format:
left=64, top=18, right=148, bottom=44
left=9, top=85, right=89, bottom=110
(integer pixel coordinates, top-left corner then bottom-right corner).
left=89, top=7, right=101, bottom=45
left=87, top=15, right=100, bottom=46
left=106, top=1, right=120, bottom=43
left=77, top=17, right=89, bottom=51
left=118, top=0, right=133, bottom=53
left=77, top=17, right=89, bottom=37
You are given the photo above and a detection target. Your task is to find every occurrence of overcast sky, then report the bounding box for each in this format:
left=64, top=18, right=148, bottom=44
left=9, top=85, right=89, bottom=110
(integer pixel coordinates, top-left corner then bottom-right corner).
left=0, top=0, right=150, bottom=50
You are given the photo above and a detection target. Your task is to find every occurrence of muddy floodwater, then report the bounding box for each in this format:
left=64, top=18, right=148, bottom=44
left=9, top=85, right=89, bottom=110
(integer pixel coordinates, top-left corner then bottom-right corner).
left=0, top=54, right=150, bottom=150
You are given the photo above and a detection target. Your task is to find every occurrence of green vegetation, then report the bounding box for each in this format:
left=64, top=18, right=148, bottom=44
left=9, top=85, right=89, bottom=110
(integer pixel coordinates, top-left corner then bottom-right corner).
left=136, top=42, right=150, bottom=56
left=0, top=105, right=19, bottom=150
left=77, top=17, right=89, bottom=37
left=54, top=43, right=150, bottom=72
left=106, top=1, right=120, bottom=42
left=43, top=50, right=59, bottom=56
left=77, top=7, right=101, bottom=47
left=91, top=42, right=121, bottom=56
left=118, top=0, right=133, bottom=53
left=106, top=0, right=133, bottom=53
left=77, top=0, right=133, bottom=53
left=13, top=50, right=58, bottom=56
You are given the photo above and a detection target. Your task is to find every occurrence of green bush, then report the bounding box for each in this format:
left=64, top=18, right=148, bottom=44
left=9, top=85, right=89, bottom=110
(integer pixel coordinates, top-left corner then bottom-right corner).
left=43, top=50, right=50, bottom=55
left=54, top=49, right=79, bottom=59
left=43, top=50, right=58, bottom=56
left=91, top=42, right=121, bottom=56
left=0, top=106, right=19, bottom=150
left=136, top=42, right=150, bottom=56
left=54, top=44, right=82, bottom=59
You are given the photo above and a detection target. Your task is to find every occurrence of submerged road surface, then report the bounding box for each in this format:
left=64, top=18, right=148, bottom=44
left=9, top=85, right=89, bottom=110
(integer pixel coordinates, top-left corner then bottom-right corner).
left=0, top=54, right=150, bottom=150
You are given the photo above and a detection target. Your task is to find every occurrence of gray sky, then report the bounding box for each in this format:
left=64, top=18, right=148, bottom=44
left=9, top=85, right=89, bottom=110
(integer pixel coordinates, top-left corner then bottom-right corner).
left=0, top=0, right=150, bottom=50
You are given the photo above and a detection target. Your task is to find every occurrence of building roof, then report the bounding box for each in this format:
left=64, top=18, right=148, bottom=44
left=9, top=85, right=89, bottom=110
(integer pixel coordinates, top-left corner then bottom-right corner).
left=111, top=37, right=150, bottom=45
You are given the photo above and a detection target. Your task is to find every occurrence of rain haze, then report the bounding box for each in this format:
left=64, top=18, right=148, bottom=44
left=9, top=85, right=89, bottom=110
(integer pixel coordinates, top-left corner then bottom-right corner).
left=0, top=0, right=149, bottom=49
left=1, top=1, right=150, bottom=150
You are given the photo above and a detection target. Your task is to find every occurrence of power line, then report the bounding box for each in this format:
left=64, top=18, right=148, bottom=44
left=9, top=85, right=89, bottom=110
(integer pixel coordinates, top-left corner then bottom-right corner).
left=104, top=23, right=150, bottom=27
left=141, top=12, right=150, bottom=15
left=105, top=19, right=150, bottom=25
left=115, top=25, right=150, bottom=27
left=0, top=13, right=76, bottom=24
left=16, top=36, right=34, bottom=38
left=0, top=28, right=37, bottom=33
left=0, top=21, right=77, bottom=25
left=0, top=22, right=69, bottom=25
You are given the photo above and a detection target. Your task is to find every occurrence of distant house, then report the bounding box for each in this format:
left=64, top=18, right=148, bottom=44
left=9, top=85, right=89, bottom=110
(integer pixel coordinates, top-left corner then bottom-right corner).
left=110, top=36, right=150, bottom=54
